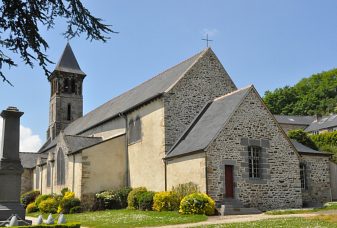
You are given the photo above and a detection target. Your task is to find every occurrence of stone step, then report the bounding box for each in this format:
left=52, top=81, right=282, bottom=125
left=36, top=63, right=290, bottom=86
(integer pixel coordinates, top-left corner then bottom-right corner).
left=222, top=207, right=262, bottom=215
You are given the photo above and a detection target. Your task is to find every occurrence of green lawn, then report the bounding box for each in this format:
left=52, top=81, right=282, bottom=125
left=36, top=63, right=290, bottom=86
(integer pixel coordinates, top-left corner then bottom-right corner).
left=28, top=209, right=207, bottom=228
left=265, top=202, right=337, bottom=215
left=203, top=217, right=337, bottom=228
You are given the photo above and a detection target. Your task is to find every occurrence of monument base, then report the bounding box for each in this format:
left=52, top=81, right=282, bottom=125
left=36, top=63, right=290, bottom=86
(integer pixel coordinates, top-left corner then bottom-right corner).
left=0, top=202, right=25, bottom=220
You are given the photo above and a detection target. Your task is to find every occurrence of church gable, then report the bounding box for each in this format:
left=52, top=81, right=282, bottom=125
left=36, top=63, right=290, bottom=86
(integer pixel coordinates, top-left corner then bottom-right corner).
left=164, top=48, right=237, bottom=152
left=206, top=87, right=302, bottom=210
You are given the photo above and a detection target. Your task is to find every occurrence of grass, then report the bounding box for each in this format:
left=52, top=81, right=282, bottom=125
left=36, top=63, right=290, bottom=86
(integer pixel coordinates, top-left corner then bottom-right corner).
left=265, top=202, right=337, bottom=215
left=27, top=209, right=207, bottom=228
left=203, top=217, right=337, bottom=227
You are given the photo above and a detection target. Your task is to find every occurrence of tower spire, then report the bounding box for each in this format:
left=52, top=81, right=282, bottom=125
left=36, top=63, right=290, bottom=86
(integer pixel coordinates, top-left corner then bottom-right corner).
left=54, top=43, right=86, bottom=75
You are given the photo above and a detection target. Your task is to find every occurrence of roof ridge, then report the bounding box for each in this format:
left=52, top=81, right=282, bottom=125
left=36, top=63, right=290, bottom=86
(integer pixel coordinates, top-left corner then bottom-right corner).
left=64, top=48, right=209, bottom=135
left=213, top=85, right=253, bottom=101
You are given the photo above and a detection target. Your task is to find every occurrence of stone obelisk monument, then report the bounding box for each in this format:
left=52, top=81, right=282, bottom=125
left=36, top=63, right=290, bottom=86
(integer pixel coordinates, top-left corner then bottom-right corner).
left=0, top=107, right=26, bottom=222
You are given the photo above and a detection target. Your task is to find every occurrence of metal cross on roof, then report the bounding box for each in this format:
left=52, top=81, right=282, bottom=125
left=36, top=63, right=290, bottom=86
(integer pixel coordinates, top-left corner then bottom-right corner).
left=202, top=34, right=213, bottom=47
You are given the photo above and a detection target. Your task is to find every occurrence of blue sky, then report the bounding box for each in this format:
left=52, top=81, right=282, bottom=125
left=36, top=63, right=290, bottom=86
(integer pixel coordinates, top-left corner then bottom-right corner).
left=1, top=0, right=337, bottom=151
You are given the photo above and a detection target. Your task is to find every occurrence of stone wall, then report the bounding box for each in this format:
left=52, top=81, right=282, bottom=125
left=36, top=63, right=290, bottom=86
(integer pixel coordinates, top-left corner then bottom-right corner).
left=206, top=88, right=302, bottom=211
left=301, top=155, right=331, bottom=207
left=21, top=168, right=33, bottom=194
left=164, top=49, right=237, bottom=153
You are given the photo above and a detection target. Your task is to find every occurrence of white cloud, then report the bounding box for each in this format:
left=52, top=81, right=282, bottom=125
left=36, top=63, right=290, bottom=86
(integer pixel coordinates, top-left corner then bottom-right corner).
left=0, top=117, right=42, bottom=152
left=202, top=28, right=219, bottom=38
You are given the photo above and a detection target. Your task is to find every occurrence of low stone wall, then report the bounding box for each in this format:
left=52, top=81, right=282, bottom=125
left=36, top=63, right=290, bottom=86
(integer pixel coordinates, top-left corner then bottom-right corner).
left=21, top=168, right=33, bottom=194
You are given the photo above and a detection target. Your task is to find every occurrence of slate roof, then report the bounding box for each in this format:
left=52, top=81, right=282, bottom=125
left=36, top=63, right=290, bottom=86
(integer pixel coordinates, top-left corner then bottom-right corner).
left=64, top=135, right=103, bottom=154
left=63, top=48, right=209, bottom=136
left=166, top=86, right=252, bottom=159
left=19, top=152, right=39, bottom=168
left=291, top=140, right=331, bottom=156
left=274, top=115, right=315, bottom=126
left=305, top=115, right=337, bottom=132
left=54, top=43, right=86, bottom=75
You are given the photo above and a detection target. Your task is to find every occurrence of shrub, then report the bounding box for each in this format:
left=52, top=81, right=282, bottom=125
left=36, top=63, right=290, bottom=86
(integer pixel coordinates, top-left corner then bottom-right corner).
left=57, top=192, right=81, bottom=214
left=127, top=187, right=147, bottom=209
left=38, top=197, right=58, bottom=214
left=115, top=187, right=132, bottom=208
left=94, top=187, right=132, bottom=211
left=153, top=191, right=180, bottom=211
left=26, top=202, right=38, bottom=213
left=61, top=187, right=70, bottom=196
left=172, top=182, right=200, bottom=201
left=69, top=206, right=82, bottom=214
left=138, top=191, right=155, bottom=211
left=95, top=190, right=119, bottom=210
left=20, top=190, right=40, bottom=208
left=179, top=193, right=215, bottom=215
left=35, top=194, right=52, bottom=208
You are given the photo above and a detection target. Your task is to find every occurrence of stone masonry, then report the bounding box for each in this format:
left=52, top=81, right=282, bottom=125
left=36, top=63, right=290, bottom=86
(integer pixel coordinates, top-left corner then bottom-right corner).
left=301, top=155, right=331, bottom=207
left=164, top=49, right=237, bottom=153
left=206, top=89, right=302, bottom=211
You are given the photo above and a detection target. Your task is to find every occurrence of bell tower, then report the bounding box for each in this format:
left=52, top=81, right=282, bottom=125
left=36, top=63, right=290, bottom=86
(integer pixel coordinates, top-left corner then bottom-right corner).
left=47, top=43, right=86, bottom=140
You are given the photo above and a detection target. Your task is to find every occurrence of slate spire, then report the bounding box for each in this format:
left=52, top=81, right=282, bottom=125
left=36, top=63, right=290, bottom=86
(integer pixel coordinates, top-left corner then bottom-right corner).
left=54, top=43, right=86, bottom=75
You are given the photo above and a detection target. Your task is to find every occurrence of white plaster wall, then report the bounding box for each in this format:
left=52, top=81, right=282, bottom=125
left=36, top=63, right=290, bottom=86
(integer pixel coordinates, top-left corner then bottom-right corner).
left=81, top=135, right=126, bottom=194
left=166, top=153, right=206, bottom=192
left=128, top=99, right=166, bottom=191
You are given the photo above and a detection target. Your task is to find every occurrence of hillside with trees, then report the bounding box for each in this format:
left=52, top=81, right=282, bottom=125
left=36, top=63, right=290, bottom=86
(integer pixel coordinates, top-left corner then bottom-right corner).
left=263, top=68, right=337, bottom=115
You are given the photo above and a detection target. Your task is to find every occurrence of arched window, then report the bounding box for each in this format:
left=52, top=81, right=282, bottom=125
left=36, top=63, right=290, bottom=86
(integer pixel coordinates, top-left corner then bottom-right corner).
left=47, top=163, right=51, bottom=187
left=71, top=79, right=76, bottom=93
left=57, top=149, right=65, bottom=185
left=134, top=116, right=141, bottom=141
left=128, top=119, right=134, bottom=143
left=67, top=104, right=71, bottom=121
left=128, top=117, right=142, bottom=144
left=35, top=167, right=40, bottom=189
left=248, top=146, right=261, bottom=178
left=64, top=78, right=69, bottom=93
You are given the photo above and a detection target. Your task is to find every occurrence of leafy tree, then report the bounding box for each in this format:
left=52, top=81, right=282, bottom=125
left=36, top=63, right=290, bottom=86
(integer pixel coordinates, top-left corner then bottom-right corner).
left=0, top=0, right=117, bottom=85
left=263, top=69, right=337, bottom=115
left=287, top=129, right=318, bottom=150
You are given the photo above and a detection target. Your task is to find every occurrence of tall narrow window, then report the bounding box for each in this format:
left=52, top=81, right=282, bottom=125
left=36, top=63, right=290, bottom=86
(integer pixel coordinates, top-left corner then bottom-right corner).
left=134, top=116, right=141, bottom=142
left=67, top=104, right=71, bottom=121
left=64, top=78, right=69, bottom=93
left=71, top=79, right=76, bottom=93
left=128, top=117, right=142, bottom=144
left=35, top=167, right=40, bottom=189
left=248, top=146, right=261, bottom=178
left=47, top=163, right=51, bottom=187
left=128, top=119, right=134, bottom=143
left=57, top=149, right=65, bottom=185
left=300, top=163, right=307, bottom=189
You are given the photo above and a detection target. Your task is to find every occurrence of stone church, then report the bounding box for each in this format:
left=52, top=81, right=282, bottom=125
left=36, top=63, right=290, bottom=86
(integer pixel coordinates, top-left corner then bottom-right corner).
left=21, top=43, right=335, bottom=212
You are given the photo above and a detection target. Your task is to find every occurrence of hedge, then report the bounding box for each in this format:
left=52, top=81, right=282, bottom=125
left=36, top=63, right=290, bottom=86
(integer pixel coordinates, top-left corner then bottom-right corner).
left=12, top=223, right=80, bottom=228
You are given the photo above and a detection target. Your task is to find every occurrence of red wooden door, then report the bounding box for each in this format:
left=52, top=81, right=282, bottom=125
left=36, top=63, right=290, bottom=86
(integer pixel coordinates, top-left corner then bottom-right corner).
left=225, top=165, right=234, bottom=198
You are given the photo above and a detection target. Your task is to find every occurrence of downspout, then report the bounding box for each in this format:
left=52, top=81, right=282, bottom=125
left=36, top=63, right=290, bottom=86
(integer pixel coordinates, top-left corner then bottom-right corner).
left=72, top=154, right=75, bottom=192
left=119, top=112, right=129, bottom=187
left=51, top=163, right=54, bottom=194
left=204, top=151, right=208, bottom=194
left=40, top=166, right=43, bottom=194
left=164, top=160, right=167, bottom=191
